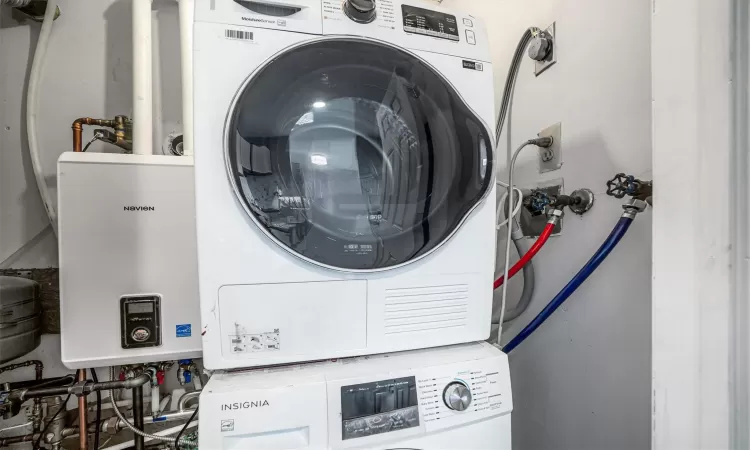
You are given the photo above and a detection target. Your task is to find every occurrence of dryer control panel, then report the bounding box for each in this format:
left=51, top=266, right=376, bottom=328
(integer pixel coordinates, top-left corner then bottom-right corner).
left=322, top=0, right=491, bottom=63
left=196, top=1, right=490, bottom=63
left=401, top=4, right=459, bottom=41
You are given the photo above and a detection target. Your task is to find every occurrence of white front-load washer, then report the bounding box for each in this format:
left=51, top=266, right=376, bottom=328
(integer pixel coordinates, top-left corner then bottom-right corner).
left=198, top=342, right=512, bottom=449
left=194, top=0, right=497, bottom=370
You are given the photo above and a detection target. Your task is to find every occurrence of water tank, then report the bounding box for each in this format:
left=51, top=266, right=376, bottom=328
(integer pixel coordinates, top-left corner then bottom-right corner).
left=0, top=276, right=42, bottom=363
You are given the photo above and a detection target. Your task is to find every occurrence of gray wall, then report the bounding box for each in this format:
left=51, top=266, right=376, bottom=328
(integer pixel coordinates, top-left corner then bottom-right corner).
left=443, top=0, right=653, bottom=448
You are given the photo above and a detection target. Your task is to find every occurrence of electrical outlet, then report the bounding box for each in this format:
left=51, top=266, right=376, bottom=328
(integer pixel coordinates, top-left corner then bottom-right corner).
left=538, top=122, right=562, bottom=173
left=535, top=22, right=557, bottom=76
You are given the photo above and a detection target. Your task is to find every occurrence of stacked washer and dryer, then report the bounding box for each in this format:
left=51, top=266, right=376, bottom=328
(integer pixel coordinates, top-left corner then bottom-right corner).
left=193, top=0, right=511, bottom=448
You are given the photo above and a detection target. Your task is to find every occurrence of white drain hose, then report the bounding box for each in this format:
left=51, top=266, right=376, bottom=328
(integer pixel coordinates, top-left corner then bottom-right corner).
left=26, top=0, right=59, bottom=235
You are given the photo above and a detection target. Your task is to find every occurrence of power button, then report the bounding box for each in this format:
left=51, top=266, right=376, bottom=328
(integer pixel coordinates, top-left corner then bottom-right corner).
left=132, top=328, right=151, bottom=342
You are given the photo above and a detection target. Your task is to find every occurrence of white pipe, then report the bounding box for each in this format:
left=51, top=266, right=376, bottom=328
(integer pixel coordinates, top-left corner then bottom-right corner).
left=151, top=8, right=164, bottom=155
left=26, top=0, right=59, bottom=235
left=133, top=0, right=154, bottom=155
left=103, top=421, right=198, bottom=450
left=178, top=0, right=194, bottom=156
left=151, top=384, right=160, bottom=417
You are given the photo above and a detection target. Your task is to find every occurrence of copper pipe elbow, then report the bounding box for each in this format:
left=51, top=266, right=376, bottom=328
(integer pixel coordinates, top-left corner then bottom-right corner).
left=71, top=118, right=115, bottom=152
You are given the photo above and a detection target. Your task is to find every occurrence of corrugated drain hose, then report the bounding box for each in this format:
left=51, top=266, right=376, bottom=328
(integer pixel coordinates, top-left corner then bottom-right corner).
left=108, top=367, right=197, bottom=447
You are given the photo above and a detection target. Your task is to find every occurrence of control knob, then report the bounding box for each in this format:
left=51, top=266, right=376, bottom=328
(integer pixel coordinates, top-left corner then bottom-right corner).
left=344, top=0, right=377, bottom=24
left=443, top=382, right=472, bottom=411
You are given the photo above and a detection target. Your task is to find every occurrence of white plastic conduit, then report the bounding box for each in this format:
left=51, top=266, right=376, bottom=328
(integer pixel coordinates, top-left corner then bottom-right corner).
left=177, top=0, right=194, bottom=156
left=133, top=0, right=154, bottom=155
left=26, top=0, right=59, bottom=234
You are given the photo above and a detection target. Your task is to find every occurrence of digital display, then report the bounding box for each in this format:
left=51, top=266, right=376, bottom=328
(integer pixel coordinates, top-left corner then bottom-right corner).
left=340, top=376, right=419, bottom=440
left=127, top=302, right=154, bottom=314
left=402, top=5, right=459, bottom=42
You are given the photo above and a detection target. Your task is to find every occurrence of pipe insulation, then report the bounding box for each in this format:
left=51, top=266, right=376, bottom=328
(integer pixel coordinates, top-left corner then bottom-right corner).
left=133, top=0, right=154, bottom=155
left=178, top=0, right=194, bottom=156
left=26, top=0, right=59, bottom=234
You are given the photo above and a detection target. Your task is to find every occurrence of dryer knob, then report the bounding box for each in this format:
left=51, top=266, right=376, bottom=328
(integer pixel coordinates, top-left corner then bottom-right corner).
left=344, top=0, right=377, bottom=24
left=443, top=382, right=472, bottom=412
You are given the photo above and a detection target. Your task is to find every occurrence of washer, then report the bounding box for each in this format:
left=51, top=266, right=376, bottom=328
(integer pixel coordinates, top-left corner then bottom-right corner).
left=198, top=341, right=512, bottom=449
left=194, top=0, right=497, bottom=370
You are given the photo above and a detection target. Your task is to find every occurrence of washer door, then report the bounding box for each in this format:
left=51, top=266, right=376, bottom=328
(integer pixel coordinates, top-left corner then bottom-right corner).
left=227, top=38, right=493, bottom=271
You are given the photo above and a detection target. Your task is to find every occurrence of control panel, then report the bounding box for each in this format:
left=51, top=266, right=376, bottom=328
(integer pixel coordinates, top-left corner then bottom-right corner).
left=327, top=348, right=511, bottom=446
left=340, top=376, right=420, bottom=440
left=416, top=365, right=506, bottom=430
left=120, top=295, right=162, bottom=349
left=321, top=0, right=491, bottom=64
left=402, top=4, right=459, bottom=41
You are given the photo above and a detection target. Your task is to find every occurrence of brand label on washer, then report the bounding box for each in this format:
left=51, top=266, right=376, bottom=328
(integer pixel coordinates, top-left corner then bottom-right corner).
left=229, top=329, right=281, bottom=353
left=462, top=60, right=484, bottom=71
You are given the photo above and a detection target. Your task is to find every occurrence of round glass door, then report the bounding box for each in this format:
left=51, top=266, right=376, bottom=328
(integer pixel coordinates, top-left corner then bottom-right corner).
left=227, top=38, right=493, bottom=271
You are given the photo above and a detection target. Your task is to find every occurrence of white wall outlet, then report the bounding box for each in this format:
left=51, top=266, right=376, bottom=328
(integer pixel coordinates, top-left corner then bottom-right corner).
left=538, top=122, right=562, bottom=173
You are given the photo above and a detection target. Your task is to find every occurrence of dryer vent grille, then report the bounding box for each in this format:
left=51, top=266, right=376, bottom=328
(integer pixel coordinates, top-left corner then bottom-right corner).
left=384, top=284, right=469, bottom=335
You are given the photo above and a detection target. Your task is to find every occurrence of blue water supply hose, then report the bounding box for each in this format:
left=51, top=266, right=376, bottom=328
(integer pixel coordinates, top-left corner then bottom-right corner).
left=503, top=215, right=635, bottom=353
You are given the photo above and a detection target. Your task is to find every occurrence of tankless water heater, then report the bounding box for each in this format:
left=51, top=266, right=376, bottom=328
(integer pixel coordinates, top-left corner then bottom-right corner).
left=58, top=153, right=201, bottom=368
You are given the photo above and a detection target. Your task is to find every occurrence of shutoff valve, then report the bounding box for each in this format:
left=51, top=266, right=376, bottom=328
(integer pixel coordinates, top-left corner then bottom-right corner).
left=606, top=173, right=653, bottom=205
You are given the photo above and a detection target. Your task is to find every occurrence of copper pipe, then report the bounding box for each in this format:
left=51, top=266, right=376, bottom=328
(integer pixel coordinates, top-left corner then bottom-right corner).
left=71, top=118, right=115, bottom=152
left=77, top=369, right=88, bottom=450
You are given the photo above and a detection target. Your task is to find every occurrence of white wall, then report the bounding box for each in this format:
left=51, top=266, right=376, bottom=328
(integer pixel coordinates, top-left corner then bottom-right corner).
left=652, top=0, right=735, bottom=448
left=0, top=0, right=183, bottom=269
left=442, top=0, right=653, bottom=448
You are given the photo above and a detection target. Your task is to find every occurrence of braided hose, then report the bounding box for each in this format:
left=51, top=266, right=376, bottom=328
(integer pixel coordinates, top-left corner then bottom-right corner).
left=2, top=0, right=32, bottom=6
left=109, top=367, right=197, bottom=447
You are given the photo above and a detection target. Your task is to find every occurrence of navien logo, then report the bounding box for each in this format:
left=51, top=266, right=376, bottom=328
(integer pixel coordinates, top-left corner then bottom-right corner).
left=221, top=400, right=269, bottom=411
left=123, top=206, right=155, bottom=212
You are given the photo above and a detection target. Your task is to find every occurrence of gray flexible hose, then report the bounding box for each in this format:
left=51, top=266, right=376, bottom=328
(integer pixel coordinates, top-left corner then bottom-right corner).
left=493, top=219, right=536, bottom=324
left=109, top=367, right=196, bottom=447
left=503, top=238, right=535, bottom=322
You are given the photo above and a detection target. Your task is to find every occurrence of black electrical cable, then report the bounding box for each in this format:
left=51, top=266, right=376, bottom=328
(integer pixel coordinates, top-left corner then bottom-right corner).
left=32, top=393, right=71, bottom=450
left=174, top=406, right=198, bottom=449
left=90, top=368, right=101, bottom=450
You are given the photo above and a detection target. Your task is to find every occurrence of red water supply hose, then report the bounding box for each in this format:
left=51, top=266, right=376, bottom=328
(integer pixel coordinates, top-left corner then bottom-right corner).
left=494, top=221, right=556, bottom=289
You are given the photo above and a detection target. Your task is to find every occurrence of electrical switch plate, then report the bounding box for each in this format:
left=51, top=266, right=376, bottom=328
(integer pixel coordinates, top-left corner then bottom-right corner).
left=535, top=22, right=557, bottom=76
left=538, top=122, right=562, bottom=173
